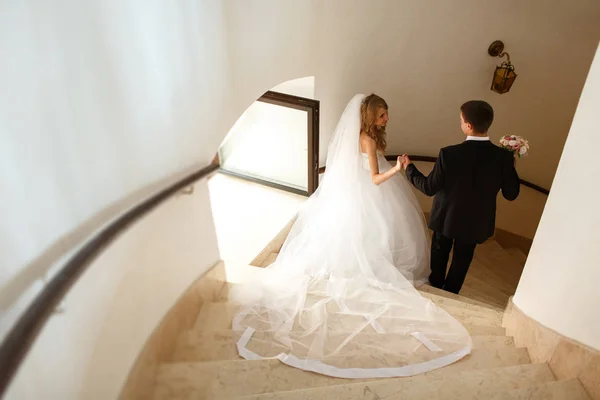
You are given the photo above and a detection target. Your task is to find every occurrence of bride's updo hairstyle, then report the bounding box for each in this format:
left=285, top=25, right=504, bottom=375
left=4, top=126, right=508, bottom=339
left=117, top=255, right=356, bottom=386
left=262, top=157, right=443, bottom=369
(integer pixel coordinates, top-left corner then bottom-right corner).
left=360, top=94, right=388, bottom=152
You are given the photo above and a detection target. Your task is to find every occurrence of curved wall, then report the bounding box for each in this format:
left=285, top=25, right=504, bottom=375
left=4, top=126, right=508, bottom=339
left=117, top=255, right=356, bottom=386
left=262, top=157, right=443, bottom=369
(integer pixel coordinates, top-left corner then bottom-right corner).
left=2, top=1, right=600, bottom=398
left=513, top=44, right=600, bottom=351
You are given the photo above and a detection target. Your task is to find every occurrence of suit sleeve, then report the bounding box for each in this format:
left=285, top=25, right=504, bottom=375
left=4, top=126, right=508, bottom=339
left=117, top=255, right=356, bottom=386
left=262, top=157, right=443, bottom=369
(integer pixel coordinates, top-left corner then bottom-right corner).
left=406, top=150, right=445, bottom=197
left=501, top=152, right=520, bottom=201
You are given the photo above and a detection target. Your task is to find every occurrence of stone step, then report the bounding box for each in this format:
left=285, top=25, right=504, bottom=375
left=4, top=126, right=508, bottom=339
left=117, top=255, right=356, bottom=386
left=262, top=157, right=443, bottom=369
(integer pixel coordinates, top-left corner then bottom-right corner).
left=236, top=363, right=555, bottom=400
left=488, top=378, right=590, bottom=400
left=463, top=324, right=506, bottom=336
left=222, top=262, right=268, bottom=284
left=417, top=284, right=504, bottom=311
left=250, top=217, right=296, bottom=267
left=258, top=252, right=278, bottom=267
left=239, top=377, right=590, bottom=400
left=417, top=289, right=504, bottom=319
left=474, top=241, right=525, bottom=286
left=220, top=262, right=511, bottom=313
left=447, top=244, right=519, bottom=294
left=153, top=347, right=531, bottom=399
left=216, top=280, right=504, bottom=322
left=458, top=282, right=510, bottom=310
left=194, top=298, right=503, bottom=333
left=462, top=252, right=517, bottom=292
left=417, top=294, right=503, bottom=326
left=171, top=330, right=514, bottom=362
left=465, top=258, right=518, bottom=296
left=505, top=247, right=527, bottom=266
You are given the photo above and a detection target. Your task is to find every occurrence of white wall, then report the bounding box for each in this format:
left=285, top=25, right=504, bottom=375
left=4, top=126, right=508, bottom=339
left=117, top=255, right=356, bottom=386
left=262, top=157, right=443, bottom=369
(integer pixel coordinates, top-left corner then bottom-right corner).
left=222, top=0, right=317, bottom=133
left=271, top=77, right=316, bottom=99
left=513, top=44, right=600, bottom=350
left=0, top=0, right=230, bottom=332
left=0, top=1, right=228, bottom=398
left=308, top=0, right=600, bottom=190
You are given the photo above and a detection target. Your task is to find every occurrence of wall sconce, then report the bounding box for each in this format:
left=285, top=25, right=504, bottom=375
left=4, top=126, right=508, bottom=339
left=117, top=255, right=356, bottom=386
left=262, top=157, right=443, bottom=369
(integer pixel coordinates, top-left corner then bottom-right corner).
left=488, top=40, right=517, bottom=94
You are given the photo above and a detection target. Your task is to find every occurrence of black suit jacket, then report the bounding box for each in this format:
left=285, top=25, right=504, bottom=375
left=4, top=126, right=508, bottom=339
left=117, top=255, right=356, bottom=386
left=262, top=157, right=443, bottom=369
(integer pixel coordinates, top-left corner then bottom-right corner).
left=406, top=140, right=520, bottom=244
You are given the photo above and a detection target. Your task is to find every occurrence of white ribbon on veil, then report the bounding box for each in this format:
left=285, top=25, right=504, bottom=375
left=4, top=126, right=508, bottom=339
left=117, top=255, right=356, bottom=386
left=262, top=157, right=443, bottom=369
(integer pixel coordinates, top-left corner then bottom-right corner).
left=230, top=94, right=472, bottom=378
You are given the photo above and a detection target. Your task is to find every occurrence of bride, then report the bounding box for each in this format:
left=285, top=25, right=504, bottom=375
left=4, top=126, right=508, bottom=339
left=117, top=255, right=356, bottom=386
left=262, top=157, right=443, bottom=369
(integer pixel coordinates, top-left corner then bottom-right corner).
left=231, top=94, right=472, bottom=378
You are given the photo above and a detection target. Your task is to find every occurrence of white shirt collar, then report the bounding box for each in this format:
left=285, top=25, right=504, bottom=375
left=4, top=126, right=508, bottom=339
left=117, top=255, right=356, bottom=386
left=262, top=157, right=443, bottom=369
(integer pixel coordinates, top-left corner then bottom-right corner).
left=466, top=136, right=490, bottom=141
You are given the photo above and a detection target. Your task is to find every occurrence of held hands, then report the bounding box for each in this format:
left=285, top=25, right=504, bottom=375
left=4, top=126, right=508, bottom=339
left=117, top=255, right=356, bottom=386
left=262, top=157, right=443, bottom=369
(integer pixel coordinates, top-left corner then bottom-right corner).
left=396, top=154, right=412, bottom=171
left=395, top=154, right=413, bottom=173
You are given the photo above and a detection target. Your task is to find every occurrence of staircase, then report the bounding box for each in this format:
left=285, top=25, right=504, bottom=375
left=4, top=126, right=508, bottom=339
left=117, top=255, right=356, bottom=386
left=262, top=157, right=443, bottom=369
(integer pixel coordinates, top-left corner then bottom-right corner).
left=148, top=225, right=592, bottom=399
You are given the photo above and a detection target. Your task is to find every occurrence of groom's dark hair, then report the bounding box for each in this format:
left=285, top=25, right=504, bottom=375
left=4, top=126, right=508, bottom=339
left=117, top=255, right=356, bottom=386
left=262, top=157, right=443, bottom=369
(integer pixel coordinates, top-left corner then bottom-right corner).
left=460, top=101, right=494, bottom=134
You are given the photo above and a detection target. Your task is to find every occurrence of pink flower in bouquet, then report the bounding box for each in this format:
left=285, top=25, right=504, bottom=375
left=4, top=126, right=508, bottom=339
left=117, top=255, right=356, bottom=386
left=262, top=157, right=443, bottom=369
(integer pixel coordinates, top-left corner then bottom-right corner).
left=499, top=135, right=530, bottom=158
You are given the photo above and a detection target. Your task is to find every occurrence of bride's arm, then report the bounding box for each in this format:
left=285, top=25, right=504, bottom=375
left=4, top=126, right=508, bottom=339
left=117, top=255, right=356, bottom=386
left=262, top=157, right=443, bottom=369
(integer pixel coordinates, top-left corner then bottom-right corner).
left=362, top=136, right=401, bottom=186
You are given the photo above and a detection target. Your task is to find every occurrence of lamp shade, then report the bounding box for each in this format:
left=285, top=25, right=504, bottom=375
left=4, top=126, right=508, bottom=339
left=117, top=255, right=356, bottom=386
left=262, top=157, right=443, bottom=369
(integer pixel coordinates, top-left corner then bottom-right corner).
left=491, top=62, right=517, bottom=94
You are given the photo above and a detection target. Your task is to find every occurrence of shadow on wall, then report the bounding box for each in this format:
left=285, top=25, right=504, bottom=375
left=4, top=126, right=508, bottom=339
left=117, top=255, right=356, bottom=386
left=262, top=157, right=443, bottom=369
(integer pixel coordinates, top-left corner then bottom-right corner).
left=0, top=164, right=207, bottom=337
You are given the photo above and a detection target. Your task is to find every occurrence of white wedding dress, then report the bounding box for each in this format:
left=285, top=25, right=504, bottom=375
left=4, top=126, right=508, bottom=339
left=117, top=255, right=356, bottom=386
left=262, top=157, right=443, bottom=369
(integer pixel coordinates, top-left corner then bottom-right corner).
left=231, top=94, right=472, bottom=378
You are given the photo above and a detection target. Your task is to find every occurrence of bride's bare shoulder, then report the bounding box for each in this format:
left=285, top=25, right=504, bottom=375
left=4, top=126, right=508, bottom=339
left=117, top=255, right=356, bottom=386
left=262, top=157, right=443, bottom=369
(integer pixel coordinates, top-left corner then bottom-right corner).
left=359, top=133, right=376, bottom=150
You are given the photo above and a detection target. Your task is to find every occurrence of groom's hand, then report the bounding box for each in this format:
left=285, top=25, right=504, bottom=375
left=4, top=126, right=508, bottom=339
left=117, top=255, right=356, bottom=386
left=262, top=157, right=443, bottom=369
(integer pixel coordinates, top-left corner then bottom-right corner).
left=401, top=154, right=412, bottom=170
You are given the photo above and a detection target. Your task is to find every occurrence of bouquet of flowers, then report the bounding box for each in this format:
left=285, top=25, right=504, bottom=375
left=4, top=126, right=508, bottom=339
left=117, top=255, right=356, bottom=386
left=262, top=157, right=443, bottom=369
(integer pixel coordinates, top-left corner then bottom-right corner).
left=499, top=135, right=530, bottom=157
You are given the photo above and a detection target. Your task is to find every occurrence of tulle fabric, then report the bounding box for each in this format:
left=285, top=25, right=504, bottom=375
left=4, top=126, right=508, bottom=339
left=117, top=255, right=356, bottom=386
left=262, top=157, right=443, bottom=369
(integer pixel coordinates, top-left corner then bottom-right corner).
left=230, top=94, right=472, bottom=378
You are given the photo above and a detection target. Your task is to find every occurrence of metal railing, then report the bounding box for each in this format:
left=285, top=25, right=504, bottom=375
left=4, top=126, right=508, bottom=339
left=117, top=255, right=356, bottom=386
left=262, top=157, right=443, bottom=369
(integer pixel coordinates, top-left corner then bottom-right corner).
left=0, top=163, right=219, bottom=397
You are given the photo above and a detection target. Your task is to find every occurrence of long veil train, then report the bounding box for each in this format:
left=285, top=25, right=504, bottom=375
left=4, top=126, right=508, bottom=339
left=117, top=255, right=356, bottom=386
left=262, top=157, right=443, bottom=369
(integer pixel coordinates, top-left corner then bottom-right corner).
left=230, top=94, right=472, bottom=378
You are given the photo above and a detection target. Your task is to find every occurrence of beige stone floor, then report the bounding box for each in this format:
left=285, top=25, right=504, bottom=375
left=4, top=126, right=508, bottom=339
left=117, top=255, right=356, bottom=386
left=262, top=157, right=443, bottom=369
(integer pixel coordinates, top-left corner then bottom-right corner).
left=142, top=172, right=595, bottom=400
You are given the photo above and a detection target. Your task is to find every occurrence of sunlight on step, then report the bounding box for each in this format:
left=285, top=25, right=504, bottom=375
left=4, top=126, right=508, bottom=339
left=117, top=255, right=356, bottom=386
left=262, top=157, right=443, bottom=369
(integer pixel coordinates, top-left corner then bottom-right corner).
left=208, top=173, right=305, bottom=265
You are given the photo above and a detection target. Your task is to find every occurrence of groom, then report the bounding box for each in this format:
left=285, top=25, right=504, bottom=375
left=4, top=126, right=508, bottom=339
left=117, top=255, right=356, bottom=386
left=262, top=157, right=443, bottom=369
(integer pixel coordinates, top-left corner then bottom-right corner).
left=401, top=100, right=520, bottom=294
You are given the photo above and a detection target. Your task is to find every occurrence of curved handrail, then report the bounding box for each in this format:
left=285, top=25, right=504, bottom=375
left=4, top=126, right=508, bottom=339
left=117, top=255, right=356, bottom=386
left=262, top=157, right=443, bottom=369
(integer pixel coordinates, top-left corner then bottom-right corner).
left=318, top=154, right=549, bottom=195
left=0, top=163, right=219, bottom=397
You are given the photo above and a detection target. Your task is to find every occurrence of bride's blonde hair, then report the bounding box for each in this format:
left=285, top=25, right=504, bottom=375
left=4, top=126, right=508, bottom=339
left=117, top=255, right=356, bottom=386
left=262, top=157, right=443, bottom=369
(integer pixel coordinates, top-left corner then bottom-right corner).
left=361, top=94, right=388, bottom=152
